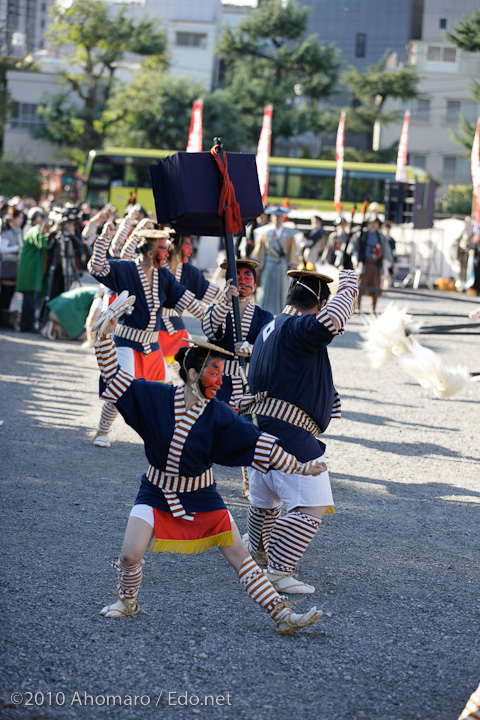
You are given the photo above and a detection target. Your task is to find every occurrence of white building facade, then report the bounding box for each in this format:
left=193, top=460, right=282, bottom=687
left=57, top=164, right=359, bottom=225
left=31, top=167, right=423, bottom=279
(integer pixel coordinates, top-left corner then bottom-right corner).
left=3, top=0, right=251, bottom=166
left=379, top=0, right=479, bottom=193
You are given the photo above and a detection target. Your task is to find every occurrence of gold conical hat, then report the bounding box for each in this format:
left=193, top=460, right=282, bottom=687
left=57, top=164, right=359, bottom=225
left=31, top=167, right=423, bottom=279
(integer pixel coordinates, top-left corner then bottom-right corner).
left=287, top=268, right=334, bottom=284
left=187, top=338, right=235, bottom=356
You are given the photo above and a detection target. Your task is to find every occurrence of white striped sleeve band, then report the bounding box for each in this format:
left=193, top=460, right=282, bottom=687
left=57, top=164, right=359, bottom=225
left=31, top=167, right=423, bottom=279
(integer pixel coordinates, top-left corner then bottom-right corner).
left=95, top=335, right=118, bottom=383
left=201, top=296, right=230, bottom=338
left=175, top=290, right=205, bottom=320
left=324, top=271, right=359, bottom=331
left=99, top=367, right=135, bottom=403
left=110, top=217, right=133, bottom=257
left=87, top=231, right=112, bottom=277
left=269, top=444, right=326, bottom=476
left=251, top=433, right=279, bottom=473
left=202, top=282, right=221, bottom=305
left=82, top=218, right=101, bottom=246
left=331, top=390, right=342, bottom=419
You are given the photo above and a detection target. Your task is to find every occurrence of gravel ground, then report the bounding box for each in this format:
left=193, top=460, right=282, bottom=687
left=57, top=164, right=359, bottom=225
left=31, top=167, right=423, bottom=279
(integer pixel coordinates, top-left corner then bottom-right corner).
left=0, top=288, right=479, bottom=720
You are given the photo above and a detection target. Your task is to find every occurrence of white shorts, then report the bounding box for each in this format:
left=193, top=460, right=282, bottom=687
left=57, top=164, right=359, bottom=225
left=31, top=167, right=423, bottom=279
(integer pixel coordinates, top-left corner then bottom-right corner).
left=247, top=454, right=333, bottom=513
left=116, top=346, right=171, bottom=383
left=129, top=504, right=235, bottom=528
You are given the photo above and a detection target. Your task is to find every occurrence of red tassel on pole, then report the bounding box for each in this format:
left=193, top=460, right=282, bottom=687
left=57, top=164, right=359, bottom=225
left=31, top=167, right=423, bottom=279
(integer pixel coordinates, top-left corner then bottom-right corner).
left=210, top=144, right=243, bottom=235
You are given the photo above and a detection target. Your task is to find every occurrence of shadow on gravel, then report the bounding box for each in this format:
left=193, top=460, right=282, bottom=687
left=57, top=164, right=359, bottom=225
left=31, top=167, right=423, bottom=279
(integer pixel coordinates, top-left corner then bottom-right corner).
left=333, top=472, right=480, bottom=503
left=328, top=434, right=478, bottom=461
left=340, top=410, right=459, bottom=431
left=338, top=390, right=418, bottom=408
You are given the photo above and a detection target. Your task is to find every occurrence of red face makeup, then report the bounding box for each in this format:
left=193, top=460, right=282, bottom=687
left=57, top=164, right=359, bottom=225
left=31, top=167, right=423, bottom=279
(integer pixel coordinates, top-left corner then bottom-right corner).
left=154, top=241, right=169, bottom=268
left=237, top=267, right=256, bottom=298
left=199, top=359, right=224, bottom=399
left=181, top=237, right=192, bottom=261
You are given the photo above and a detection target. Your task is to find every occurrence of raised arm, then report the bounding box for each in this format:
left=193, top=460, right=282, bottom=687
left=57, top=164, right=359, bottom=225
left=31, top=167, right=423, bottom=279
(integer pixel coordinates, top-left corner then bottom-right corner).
left=109, top=215, right=134, bottom=258
left=119, top=218, right=154, bottom=260
left=322, top=269, right=358, bottom=333
left=201, top=279, right=237, bottom=340
left=87, top=221, right=116, bottom=278
left=82, top=210, right=107, bottom=247
left=94, top=328, right=135, bottom=403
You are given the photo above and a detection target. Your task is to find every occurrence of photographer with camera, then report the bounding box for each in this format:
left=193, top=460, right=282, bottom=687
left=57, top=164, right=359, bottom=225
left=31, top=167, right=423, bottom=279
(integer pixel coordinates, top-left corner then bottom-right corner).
left=16, top=208, right=52, bottom=332
left=44, top=205, right=84, bottom=305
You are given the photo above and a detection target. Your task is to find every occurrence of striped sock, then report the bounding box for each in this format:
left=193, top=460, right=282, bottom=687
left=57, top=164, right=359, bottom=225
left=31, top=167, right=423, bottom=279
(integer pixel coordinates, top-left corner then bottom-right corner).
left=247, top=505, right=282, bottom=555
left=113, top=559, right=143, bottom=601
left=238, top=557, right=287, bottom=620
left=268, top=512, right=321, bottom=574
left=98, top=401, right=118, bottom=433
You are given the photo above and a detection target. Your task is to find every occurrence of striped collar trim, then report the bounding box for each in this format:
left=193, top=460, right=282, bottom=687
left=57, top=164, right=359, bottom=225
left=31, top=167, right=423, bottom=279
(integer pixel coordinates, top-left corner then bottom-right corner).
left=282, top=305, right=303, bottom=317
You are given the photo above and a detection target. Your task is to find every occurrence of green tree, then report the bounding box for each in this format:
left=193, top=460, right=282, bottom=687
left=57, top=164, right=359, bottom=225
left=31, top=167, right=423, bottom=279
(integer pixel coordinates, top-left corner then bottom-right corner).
left=216, top=0, right=340, bottom=152
left=0, top=152, right=42, bottom=198
left=438, top=184, right=473, bottom=215
left=342, top=51, right=419, bottom=151
left=34, top=0, right=167, bottom=162
left=105, top=62, right=247, bottom=151
left=446, top=10, right=480, bottom=51
left=446, top=11, right=480, bottom=153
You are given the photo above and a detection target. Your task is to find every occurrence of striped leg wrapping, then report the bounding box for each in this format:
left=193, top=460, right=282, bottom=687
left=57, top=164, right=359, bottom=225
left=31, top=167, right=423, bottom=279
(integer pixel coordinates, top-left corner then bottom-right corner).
left=459, top=683, right=480, bottom=720
left=268, top=512, right=321, bottom=574
left=238, top=557, right=285, bottom=618
left=113, top=559, right=143, bottom=601
left=247, top=505, right=282, bottom=555
left=98, top=401, right=118, bottom=432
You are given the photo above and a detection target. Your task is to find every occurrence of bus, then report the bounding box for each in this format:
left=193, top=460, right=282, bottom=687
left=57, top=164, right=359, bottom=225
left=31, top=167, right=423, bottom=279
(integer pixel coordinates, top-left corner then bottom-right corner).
left=82, top=147, right=429, bottom=216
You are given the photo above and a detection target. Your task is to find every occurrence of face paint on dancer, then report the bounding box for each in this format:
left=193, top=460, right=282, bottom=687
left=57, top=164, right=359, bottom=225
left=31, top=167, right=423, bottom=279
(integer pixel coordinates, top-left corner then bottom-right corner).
left=199, top=358, right=224, bottom=399
left=237, top=267, right=256, bottom=299
left=154, top=240, right=169, bottom=268
left=181, top=237, right=192, bottom=262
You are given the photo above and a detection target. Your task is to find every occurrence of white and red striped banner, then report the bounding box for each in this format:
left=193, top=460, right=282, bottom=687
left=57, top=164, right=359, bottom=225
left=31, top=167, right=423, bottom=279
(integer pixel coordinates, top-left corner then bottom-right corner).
left=334, top=111, right=346, bottom=215
left=256, top=104, right=273, bottom=202
left=396, top=110, right=411, bottom=183
left=471, top=118, right=480, bottom=225
left=186, top=98, right=203, bottom=153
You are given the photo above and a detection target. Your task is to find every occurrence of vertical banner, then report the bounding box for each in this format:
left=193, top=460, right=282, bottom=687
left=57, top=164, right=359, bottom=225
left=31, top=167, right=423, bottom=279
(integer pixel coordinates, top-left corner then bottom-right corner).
left=256, top=104, right=273, bottom=203
left=334, top=111, right=346, bottom=216
left=395, top=110, right=411, bottom=183
left=471, top=118, right=480, bottom=226
left=186, top=98, right=203, bottom=153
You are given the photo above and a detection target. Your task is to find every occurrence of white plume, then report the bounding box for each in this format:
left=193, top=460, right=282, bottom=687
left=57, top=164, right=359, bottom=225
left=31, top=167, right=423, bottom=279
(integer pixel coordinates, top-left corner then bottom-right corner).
left=361, top=304, right=419, bottom=368
left=399, top=337, right=470, bottom=398
left=362, top=305, right=476, bottom=399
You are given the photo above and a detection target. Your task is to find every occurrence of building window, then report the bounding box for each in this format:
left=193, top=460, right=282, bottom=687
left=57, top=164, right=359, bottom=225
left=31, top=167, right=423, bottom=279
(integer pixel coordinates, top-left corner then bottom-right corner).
left=439, top=18, right=447, bottom=29
left=175, top=32, right=207, bottom=48
left=443, top=47, right=456, bottom=62
left=446, top=100, right=460, bottom=124
left=415, top=98, right=430, bottom=123
left=355, top=33, right=366, bottom=58
left=409, top=154, right=427, bottom=170
left=427, top=45, right=441, bottom=61
left=9, top=102, right=42, bottom=130
left=426, top=45, right=456, bottom=62
left=443, top=156, right=456, bottom=181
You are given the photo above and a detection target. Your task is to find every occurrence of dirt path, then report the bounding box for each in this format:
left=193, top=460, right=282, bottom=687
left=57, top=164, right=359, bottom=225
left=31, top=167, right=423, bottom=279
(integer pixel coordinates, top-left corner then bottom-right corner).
left=0, top=291, right=479, bottom=720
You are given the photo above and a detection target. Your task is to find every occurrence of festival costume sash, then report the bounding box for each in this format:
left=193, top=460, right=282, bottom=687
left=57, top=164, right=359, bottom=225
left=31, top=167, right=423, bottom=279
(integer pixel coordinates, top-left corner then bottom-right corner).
left=150, top=507, right=233, bottom=555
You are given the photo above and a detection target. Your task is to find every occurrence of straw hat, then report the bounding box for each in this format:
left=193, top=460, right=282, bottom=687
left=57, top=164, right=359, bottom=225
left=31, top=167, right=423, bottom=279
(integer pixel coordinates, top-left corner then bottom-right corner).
left=287, top=269, right=334, bottom=284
